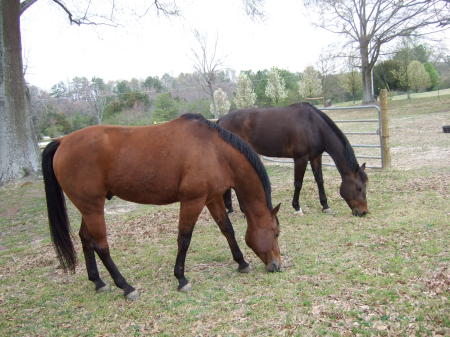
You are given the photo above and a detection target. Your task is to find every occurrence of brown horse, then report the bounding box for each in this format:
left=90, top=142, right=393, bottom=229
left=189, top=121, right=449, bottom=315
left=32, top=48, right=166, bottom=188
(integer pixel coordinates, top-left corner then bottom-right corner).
left=218, top=103, right=368, bottom=217
left=42, top=114, right=281, bottom=300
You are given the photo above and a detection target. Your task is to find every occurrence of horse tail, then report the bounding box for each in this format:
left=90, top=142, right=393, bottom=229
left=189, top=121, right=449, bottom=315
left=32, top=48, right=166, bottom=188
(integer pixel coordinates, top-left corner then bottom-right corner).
left=42, top=140, right=77, bottom=272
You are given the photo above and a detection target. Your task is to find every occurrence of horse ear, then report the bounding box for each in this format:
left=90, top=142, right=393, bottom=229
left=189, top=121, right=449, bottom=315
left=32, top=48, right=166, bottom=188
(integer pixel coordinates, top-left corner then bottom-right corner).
left=271, top=203, right=281, bottom=216
left=361, top=163, right=366, bottom=171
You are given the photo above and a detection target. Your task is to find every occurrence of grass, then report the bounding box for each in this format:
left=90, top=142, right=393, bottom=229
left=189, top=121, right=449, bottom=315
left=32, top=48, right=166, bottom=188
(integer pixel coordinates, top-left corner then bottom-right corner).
left=1, top=97, right=449, bottom=336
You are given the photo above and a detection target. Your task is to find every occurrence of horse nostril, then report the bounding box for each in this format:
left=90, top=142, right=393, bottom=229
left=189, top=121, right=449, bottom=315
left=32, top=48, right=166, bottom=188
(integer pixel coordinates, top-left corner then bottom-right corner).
left=266, top=261, right=281, bottom=272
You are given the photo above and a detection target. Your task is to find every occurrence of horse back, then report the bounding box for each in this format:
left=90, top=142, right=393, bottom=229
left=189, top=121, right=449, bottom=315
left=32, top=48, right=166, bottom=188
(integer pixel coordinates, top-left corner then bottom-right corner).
left=219, top=104, right=325, bottom=158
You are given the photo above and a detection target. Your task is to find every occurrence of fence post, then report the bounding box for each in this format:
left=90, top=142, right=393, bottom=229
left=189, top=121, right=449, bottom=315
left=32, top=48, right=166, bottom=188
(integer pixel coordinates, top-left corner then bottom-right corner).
left=379, top=89, right=391, bottom=168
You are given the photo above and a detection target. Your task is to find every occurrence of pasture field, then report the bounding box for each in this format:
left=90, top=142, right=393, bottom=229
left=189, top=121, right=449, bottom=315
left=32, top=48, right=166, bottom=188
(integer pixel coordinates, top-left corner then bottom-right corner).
left=1, top=95, right=449, bottom=336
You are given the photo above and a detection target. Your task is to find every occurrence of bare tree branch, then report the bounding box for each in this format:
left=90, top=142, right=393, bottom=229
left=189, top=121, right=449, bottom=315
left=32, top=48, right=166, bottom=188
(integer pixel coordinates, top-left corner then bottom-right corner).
left=140, top=0, right=180, bottom=18
left=243, top=0, right=265, bottom=20
left=51, top=0, right=116, bottom=26
left=191, top=31, right=224, bottom=118
left=20, top=0, right=39, bottom=15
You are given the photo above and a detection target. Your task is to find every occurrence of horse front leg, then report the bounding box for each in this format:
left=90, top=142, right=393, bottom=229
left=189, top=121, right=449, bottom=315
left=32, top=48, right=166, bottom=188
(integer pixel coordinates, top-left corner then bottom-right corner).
left=292, top=157, right=308, bottom=214
left=207, top=198, right=250, bottom=273
left=174, top=199, right=205, bottom=292
left=310, top=155, right=333, bottom=214
left=82, top=212, right=138, bottom=300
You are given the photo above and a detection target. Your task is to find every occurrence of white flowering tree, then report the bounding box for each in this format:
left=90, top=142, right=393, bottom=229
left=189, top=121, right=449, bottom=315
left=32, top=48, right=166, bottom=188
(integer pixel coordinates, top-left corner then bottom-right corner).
left=265, top=67, right=287, bottom=104
left=234, top=73, right=256, bottom=109
left=407, top=61, right=431, bottom=92
left=298, top=66, right=322, bottom=99
left=210, top=88, right=230, bottom=117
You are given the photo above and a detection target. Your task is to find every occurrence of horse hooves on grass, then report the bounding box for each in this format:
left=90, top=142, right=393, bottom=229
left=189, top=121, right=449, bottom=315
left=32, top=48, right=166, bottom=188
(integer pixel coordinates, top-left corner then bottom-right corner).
left=294, top=208, right=304, bottom=216
left=178, top=283, right=192, bottom=293
left=125, top=289, right=140, bottom=301
left=96, top=284, right=110, bottom=293
left=238, top=265, right=251, bottom=273
left=322, top=208, right=335, bottom=215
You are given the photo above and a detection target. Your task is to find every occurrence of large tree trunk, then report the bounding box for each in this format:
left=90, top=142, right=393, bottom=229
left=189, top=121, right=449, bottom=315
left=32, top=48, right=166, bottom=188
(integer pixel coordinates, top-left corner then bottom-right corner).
left=360, top=41, right=374, bottom=103
left=0, top=0, right=40, bottom=184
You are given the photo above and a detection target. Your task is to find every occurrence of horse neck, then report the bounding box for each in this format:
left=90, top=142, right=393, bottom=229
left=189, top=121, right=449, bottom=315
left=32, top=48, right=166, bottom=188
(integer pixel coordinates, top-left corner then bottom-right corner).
left=233, top=168, right=271, bottom=223
left=322, top=131, right=355, bottom=178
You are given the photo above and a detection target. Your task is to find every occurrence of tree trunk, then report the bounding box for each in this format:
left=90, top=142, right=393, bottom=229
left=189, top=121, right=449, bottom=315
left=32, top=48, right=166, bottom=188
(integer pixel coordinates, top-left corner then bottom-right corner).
left=360, top=41, right=374, bottom=103
left=0, top=0, right=40, bottom=184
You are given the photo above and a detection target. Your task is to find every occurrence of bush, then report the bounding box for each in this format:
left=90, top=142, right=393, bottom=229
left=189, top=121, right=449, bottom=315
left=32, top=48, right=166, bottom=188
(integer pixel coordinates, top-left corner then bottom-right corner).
left=70, top=113, right=96, bottom=132
left=38, top=110, right=72, bottom=138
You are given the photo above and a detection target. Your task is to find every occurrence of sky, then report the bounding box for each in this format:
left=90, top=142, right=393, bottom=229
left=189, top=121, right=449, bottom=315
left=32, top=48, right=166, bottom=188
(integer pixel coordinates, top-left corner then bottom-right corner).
left=20, top=0, right=337, bottom=91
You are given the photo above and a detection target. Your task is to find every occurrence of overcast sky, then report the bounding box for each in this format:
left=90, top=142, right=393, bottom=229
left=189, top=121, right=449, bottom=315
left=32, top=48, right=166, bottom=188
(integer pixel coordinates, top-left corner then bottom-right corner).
left=20, top=0, right=339, bottom=90
left=20, top=0, right=449, bottom=91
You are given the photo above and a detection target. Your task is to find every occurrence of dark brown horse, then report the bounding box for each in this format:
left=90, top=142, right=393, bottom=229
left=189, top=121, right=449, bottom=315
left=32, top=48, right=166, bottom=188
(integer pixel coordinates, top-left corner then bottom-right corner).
left=218, top=103, right=368, bottom=217
left=42, top=114, right=281, bottom=300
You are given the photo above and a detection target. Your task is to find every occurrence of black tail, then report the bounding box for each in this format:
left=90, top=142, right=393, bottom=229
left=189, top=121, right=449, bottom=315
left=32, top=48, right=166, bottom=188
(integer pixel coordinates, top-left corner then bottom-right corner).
left=42, top=140, right=77, bottom=272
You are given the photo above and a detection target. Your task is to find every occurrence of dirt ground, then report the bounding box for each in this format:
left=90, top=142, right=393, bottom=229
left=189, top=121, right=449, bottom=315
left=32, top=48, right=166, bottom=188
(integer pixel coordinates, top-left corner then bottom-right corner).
left=390, top=111, right=450, bottom=169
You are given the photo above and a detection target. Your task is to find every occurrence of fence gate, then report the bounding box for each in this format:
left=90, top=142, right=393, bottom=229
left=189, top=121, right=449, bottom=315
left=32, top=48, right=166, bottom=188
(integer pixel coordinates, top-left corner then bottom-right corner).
left=262, top=103, right=387, bottom=169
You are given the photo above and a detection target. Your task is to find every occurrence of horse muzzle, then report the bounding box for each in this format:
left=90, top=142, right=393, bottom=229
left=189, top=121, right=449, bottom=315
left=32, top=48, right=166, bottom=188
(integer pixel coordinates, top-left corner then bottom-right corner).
left=266, top=260, right=281, bottom=272
left=352, top=208, right=368, bottom=217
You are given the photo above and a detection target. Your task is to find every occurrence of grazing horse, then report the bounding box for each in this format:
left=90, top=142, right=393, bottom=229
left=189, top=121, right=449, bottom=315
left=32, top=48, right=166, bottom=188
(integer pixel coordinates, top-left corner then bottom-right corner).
left=42, top=114, right=281, bottom=300
left=218, top=103, right=368, bottom=217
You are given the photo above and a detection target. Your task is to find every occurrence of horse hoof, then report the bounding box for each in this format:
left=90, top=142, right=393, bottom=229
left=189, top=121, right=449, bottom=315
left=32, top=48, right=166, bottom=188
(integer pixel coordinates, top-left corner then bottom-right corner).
left=294, top=208, right=304, bottom=216
left=125, top=289, right=140, bottom=301
left=96, top=284, right=110, bottom=293
left=238, top=265, right=251, bottom=273
left=322, top=208, right=335, bottom=215
left=178, top=283, right=192, bottom=293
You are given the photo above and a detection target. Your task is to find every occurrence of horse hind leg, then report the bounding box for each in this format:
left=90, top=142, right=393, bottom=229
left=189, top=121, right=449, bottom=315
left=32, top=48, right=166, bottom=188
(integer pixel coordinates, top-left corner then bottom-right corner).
left=82, top=212, right=138, bottom=300
left=310, top=156, right=334, bottom=214
left=79, top=219, right=108, bottom=293
left=207, top=198, right=249, bottom=273
left=223, top=189, right=233, bottom=213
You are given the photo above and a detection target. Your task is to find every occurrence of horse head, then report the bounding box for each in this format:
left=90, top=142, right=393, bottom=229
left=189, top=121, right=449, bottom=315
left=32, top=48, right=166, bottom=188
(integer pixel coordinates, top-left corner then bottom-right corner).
left=245, top=203, right=282, bottom=272
left=340, top=163, right=369, bottom=217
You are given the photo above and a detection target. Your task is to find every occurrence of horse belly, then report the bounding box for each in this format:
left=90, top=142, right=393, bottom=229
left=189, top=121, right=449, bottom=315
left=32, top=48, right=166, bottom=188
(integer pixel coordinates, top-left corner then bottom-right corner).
left=108, top=168, right=180, bottom=205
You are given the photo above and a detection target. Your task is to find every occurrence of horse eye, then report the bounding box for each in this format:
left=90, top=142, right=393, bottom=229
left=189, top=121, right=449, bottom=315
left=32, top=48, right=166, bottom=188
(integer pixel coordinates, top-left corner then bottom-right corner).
left=275, top=233, right=279, bottom=238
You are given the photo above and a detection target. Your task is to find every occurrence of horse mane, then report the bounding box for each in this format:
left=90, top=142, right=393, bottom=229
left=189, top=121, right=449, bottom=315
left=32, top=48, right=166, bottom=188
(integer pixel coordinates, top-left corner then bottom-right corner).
left=180, top=113, right=273, bottom=209
left=302, top=103, right=362, bottom=174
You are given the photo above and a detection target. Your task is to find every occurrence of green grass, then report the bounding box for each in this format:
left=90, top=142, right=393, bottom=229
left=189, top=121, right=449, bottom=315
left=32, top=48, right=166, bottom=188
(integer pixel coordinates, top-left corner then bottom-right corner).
left=1, top=98, right=449, bottom=336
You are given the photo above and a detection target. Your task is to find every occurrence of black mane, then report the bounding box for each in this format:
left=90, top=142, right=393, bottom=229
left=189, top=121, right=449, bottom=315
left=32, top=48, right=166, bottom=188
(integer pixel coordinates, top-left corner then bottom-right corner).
left=181, top=113, right=273, bottom=209
left=302, top=103, right=361, bottom=173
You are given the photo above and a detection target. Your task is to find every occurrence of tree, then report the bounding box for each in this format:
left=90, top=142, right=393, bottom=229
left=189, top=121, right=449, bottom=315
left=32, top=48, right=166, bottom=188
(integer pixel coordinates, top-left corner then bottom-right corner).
left=153, top=93, right=180, bottom=123
left=391, top=38, right=416, bottom=98
left=316, top=51, right=336, bottom=105
left=265, top=67, right=287, bottom=105
left=407, top=61, right=431, bottom=92
left=423, top=62, right=440, bottom=89
left=306, top=0, right=450, bottom=103
left=0, top=0, right=40, bottom=183
left=50, top=81, right=68, bottom=98
left=192, top=31, right=223, bottom=118
left=234, top=73, right=256, bottom=108
left=89, top=77, right=107, bottom=124
left=143, top=76, right=164, bottom=92
left=341, top=70, right=363, bottom=103
left=298, top=66, right=322, bottom=100
left=211, top=88, right=230, bottom=117
left=373, top=59, right=402, bottom=93
left=244, top=70, right=271, bottom=106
